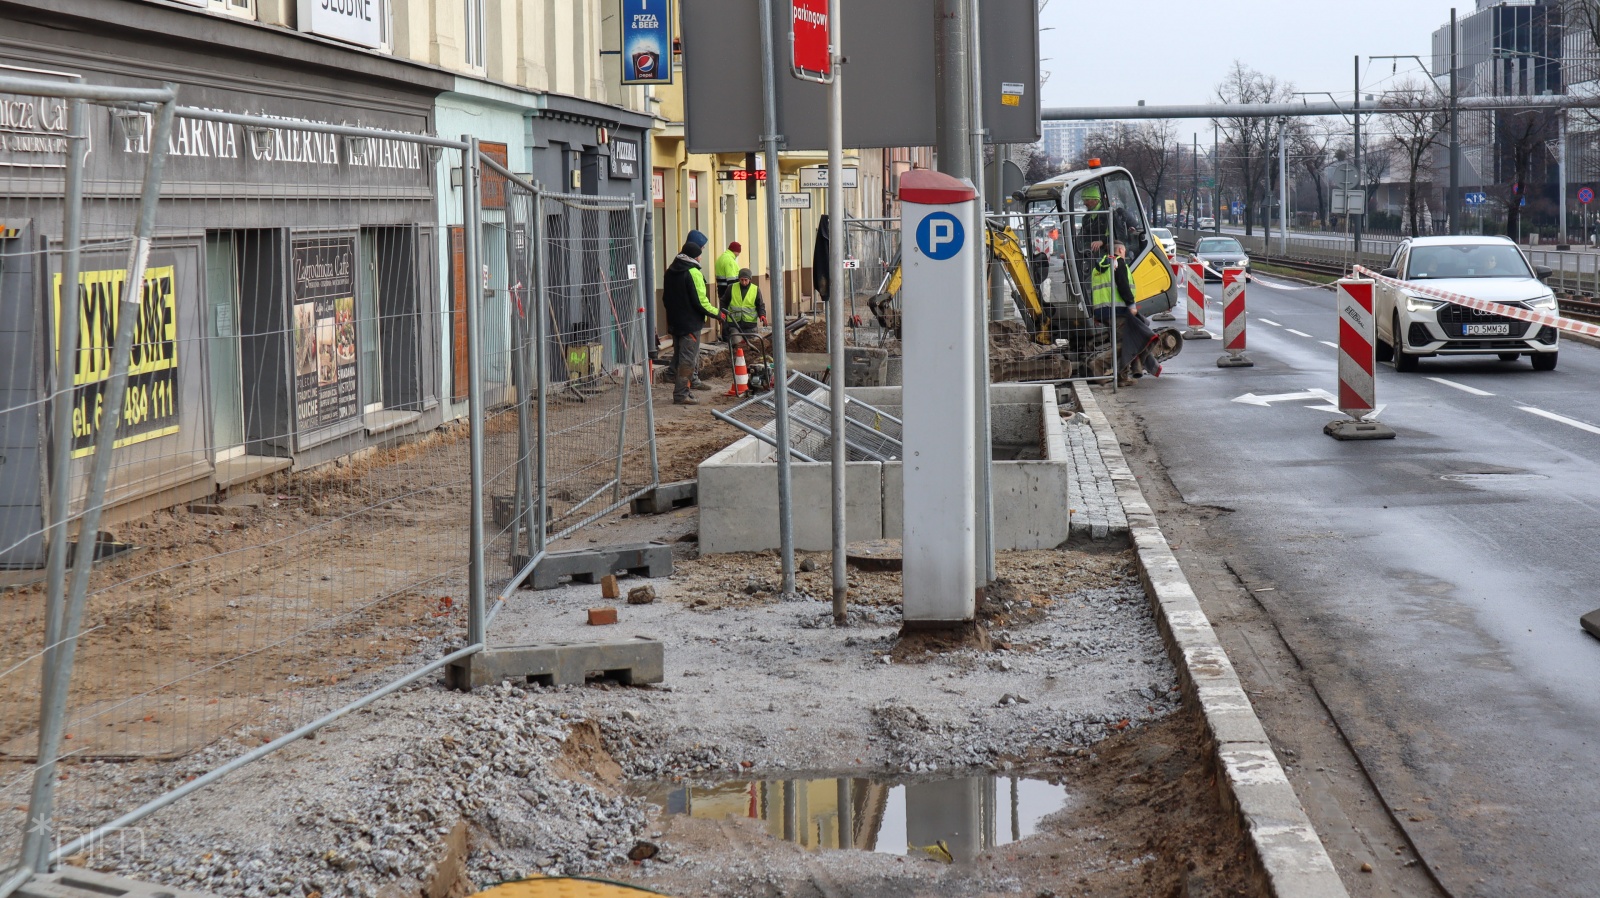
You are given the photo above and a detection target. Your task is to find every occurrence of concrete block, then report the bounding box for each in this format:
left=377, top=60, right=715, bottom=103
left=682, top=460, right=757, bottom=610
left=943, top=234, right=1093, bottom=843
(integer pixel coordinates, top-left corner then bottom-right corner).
left=992, top=461, right=1075, bottom=549
left=699, top=459, right=883, bottom=553
left=19, top=870, right=221, bottom=898
left=446, top=637, right=664, bottom=690
left=630, top=479, right=698, bottom=515
left=518, top=542, right=673, bottom=590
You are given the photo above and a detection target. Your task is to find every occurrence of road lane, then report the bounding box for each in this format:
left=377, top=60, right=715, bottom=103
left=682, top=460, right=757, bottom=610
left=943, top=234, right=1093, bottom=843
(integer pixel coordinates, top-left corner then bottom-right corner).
left=1116, top=272, right=1600, bottom=895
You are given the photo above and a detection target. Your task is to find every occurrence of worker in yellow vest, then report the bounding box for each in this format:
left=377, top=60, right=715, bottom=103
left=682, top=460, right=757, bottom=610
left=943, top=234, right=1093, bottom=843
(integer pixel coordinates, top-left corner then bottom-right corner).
left=714, top=241, right=741, bottom=341
left=725, top=268, right=767, bottom=356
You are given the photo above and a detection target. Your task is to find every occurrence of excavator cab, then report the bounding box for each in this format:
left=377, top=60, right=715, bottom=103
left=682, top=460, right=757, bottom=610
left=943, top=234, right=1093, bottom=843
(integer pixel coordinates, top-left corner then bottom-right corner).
left=1016, top=163, right=1176, bottom=336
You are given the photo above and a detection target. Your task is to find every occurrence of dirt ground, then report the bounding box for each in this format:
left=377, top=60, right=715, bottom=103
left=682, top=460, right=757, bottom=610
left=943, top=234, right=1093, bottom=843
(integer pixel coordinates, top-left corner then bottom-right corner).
left=2, top=370, right=1259, bottom=898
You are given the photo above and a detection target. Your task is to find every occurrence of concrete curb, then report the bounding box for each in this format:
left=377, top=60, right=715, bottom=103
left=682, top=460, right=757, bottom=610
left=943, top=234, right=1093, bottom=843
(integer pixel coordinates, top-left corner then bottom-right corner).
left=1073, top=383, right=1350, bottom=898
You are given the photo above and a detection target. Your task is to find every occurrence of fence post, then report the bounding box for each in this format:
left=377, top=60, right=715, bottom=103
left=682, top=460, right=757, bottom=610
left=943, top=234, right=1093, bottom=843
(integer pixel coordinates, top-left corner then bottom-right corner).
left=636, top=204, right=660, bottom=485
left=24, top=96, right=87, bottom=875
left=462, top=138, right=487, bottom=648
left=25, top=92, right=177, bottom=871
left=532, top=192, right=550, bottom=557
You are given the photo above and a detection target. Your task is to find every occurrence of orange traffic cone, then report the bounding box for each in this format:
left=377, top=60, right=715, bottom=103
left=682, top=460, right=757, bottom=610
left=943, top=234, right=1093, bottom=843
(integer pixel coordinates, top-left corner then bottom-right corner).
left=726, top=346, right=750, bottom=397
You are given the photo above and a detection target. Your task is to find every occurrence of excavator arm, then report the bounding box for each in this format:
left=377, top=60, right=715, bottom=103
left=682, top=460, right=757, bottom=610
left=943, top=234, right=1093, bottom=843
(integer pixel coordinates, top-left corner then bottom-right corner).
left=868, top=223, right=1050, bottom=343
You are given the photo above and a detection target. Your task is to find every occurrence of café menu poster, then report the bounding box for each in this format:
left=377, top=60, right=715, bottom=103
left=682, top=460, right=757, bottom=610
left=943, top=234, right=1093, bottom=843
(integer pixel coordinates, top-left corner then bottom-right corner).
left=290, top=236, right=359, bottom=440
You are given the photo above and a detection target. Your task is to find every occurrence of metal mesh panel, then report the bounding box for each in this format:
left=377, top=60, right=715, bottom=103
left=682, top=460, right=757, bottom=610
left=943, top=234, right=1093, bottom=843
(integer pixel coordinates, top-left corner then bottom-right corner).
left=713, top=372, right=901, bottom=463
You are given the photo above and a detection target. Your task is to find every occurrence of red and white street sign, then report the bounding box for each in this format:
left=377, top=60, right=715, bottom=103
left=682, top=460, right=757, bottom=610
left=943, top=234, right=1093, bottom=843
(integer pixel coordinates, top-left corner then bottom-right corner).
left=1354, top=264, right=1600, bottom=340
left=1217, top=267, right=1252, bottom=367
left=1335, top=278, right=1378, bottom=419
left=791, top=0, right=832, bottom=83
left=1183, top=261, right=1210, bottom=339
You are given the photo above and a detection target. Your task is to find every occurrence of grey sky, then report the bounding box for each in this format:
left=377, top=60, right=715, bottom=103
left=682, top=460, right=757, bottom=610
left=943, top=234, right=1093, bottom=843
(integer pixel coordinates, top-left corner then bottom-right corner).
left=1038, top=0, right=1463, bottom=112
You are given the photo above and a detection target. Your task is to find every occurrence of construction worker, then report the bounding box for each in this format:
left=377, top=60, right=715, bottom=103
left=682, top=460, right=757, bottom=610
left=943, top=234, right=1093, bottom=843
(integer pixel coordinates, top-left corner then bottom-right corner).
left=662, top=240, right=728, bottom=405
left=714, top=241, right=742, bottom=340
left=725, top=267, right=767, bottom=352
left=1090, top=242, right=1160, bottom=385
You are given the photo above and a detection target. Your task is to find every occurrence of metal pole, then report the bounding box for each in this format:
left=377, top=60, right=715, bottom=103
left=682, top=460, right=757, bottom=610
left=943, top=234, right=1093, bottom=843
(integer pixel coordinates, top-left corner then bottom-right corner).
left=1449, top=7, right=1460, bottom=234
left=1278, top=119, right=1289, bottom=254
left=1213, top=123, right=1220, bottom=232
left=827, top=0, right=848, bottom=624
left=534, top=194, right=550, bottom=555
left=25, top=93, right=176, bottom=872
left=1192, top=134, right=1198, bottom=231
left=637, top=205, right=660, bottom=485
left=23, top=97, right=87, bottom=873
left=967, top=0, right=995, bottom=586
left=1354, top=55, right=1363, bottom=261
left=989, top=148, right=1008, bottom=321
left=463, top=137, right=488, bottom=647
left=758, top=0, right=797, bottom=595
left=935, top=0, right=973, bottom=178
left=1560, top=111, right=1568, bottom=244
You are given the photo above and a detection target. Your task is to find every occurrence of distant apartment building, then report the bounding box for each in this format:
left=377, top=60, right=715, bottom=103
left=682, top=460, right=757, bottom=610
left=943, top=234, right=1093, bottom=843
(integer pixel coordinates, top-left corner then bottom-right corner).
left=1040, top=120, right=1098, bottom=166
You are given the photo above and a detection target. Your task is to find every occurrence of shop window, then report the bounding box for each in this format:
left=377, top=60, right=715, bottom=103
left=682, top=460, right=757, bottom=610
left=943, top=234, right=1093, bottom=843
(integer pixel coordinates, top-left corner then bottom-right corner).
left=360, top=227, right=426, bottom=429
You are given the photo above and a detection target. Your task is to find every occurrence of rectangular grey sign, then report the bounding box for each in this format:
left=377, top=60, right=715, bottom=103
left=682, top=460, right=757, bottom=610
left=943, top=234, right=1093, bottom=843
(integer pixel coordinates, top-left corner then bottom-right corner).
left=682, top=0, right=1038, bottom=153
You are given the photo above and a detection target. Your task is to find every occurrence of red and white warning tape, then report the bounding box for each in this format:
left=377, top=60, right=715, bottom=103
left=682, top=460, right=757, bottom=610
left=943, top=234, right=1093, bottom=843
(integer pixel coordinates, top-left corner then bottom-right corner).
left=1352, top=264, right=1600, bottom=339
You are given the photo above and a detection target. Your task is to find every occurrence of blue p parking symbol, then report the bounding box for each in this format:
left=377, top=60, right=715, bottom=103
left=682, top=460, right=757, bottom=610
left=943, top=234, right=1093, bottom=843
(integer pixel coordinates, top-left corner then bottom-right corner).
left=915, top=212, right=965, bottom=261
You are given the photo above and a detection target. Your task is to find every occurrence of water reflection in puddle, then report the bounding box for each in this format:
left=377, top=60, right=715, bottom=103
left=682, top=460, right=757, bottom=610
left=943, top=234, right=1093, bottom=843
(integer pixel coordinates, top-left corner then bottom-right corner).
left=642, top=774, right=1069, bottom=863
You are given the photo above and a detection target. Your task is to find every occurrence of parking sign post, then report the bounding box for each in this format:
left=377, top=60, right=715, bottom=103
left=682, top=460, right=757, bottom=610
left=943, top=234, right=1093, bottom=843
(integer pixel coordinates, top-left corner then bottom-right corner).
left=900, top=170, right=979, bottom=626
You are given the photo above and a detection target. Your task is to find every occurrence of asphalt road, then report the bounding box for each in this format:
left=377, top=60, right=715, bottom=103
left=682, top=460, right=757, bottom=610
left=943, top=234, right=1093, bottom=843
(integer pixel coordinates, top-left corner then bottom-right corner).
left=1111, top=272, right=1600, bottom=896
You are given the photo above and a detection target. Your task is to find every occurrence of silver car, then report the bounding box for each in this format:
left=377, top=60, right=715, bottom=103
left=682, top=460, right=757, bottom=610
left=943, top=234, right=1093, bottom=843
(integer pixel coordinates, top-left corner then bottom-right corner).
left=1192, top=236, right=1250, bottom=283
left=1375, top=235, right=1559, bottom=371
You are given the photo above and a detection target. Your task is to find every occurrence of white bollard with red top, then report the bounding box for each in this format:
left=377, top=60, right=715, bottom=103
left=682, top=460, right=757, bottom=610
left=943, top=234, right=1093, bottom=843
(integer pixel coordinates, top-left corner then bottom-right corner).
left=1216, top=267, right=1253, bottom=368
left=1325, top=277, right=1395, bottom=440
left=1182, top=261, right=1211, bottom=340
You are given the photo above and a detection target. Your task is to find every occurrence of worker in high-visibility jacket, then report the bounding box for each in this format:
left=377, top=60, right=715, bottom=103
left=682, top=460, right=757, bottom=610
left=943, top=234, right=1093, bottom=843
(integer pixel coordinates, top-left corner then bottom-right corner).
left=1090, top=243, right=1160, bottom=384
left=713, top=241, right=742, bottom=341
left=729, top=264, right=771, bottom=352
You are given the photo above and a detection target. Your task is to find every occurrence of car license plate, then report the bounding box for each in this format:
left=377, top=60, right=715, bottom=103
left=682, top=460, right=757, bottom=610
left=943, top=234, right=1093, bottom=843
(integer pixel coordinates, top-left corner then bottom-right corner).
left=1464, top=323, right=1510, bottom=336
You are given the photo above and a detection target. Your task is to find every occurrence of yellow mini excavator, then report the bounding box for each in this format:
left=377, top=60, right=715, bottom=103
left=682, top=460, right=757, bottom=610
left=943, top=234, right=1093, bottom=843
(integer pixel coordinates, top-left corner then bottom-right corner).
left=867, top=160, right=1184, bottom=375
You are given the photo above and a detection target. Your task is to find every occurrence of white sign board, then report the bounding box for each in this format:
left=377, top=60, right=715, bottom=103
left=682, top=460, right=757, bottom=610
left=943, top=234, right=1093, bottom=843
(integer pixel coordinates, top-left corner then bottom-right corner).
left=1331, top=188, right=1367, bottom=215
left=778, top=192, right=812, bottom=209
left=799, top=167, right=859, bottom=189
left=297, top=0, right=383, bottom=49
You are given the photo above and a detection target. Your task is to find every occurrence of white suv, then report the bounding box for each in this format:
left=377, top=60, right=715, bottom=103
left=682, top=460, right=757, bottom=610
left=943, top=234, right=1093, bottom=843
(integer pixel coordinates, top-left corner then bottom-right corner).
left=1375, top=235, right=1559, bottom=372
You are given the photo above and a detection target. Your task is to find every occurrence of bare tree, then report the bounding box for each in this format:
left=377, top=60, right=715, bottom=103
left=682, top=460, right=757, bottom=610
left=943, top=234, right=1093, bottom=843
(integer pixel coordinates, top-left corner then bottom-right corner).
left=1359, top=142, right=1393, bottom=222
left=1081, top=120, right=1179, bottom=213
left=1212, top=62, right=1294, bottom=235
left=1495, top=109, right=1559, bottom=237
left=1381, top=82, right=1448, bottom=236
left=1291, top=120, right=1336, bottom=225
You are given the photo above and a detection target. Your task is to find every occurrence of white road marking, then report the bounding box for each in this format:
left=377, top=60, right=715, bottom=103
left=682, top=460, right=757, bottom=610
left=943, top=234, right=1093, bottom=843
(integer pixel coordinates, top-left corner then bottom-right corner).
left=1427, top=377, right=1494, bottom=397
left=1258, top=318, right=1283, bottom=327
left=1519, top=406, right=1600, bottom=437
left=1232, top=388, right=1338, bottom=407
left=1286, top=329, right=1313, bottom=338
left=1320, top=341, right=1338, bottom=349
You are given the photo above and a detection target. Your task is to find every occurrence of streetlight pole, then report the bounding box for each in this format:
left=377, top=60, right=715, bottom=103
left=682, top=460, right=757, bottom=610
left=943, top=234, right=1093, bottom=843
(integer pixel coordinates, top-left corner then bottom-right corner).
left=1449, top=7, right=1461, bottom=234
left=1353, top=55, right=1363, bottom=260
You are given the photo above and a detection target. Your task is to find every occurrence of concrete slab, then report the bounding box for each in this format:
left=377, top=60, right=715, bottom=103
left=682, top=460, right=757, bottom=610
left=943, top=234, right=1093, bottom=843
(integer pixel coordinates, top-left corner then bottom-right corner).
left=630, top=479, right=699, bottom=515
left=445, top=637, right=664, bottom=691
left=517, top=542, right=673, bottom=591
left=19, top=869, right=221, bottom=898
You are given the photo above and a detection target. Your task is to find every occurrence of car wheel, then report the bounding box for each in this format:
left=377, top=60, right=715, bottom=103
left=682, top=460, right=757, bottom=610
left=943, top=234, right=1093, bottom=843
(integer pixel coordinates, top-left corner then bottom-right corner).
left=1532, top=351, right=1558, bottom=371
left=1376, top=322, right=1395, bottom=362
left=1497, top=352, right=1520, bottom=362
left=1393, top=314, right=1419, bottom=372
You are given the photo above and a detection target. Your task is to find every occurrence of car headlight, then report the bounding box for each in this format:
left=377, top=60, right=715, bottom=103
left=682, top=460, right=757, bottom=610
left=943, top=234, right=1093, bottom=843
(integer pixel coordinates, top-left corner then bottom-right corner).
left=1405, top=293, right=1443, bottom=312
left=1528, top=295, right=1557, bottom=311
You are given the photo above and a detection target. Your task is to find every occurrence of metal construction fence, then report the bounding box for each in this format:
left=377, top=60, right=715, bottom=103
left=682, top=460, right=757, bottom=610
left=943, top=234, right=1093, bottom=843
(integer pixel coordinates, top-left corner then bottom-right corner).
left=0, top=75, right=654, bottom=892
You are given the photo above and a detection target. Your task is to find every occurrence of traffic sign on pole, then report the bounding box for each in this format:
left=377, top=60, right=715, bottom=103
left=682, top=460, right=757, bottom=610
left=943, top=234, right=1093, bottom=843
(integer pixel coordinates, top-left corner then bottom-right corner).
left=790, top=0, right=832, bottom=83
left=1580, top=187, right=1594, bottom=205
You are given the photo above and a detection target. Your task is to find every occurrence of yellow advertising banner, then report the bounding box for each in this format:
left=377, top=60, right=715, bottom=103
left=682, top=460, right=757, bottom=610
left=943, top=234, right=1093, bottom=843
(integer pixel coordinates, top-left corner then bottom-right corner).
left=53, top=264, right=180, bottom=458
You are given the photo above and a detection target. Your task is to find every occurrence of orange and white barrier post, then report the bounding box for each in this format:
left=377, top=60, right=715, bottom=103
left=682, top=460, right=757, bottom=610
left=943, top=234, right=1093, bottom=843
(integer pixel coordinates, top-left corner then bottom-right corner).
left=1216, top=267, right=1253, bottom=368
left=1183, top=261, right=1211, bottom=340
left=726, top=345, right=750, bottom=397
left=1325, top=277, right=1394, bottom=440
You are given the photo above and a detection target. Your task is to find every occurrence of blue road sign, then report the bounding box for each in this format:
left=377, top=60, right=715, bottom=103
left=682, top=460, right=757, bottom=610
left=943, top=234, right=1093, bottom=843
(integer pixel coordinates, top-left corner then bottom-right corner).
left=1465, top=192, right=1487, bottom=206
left=1581, top=187, right=1595, bottom=205
left=1231, top=202, right=1243, bottom=214
left=915, top=212, right=965, bottom=260
left=622, top=0, right=673, bottom=84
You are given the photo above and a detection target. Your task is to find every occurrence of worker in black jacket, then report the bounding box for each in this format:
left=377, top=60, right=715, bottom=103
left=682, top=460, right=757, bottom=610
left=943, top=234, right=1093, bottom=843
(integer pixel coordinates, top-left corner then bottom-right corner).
left=662, top=241, right=727, bottom=405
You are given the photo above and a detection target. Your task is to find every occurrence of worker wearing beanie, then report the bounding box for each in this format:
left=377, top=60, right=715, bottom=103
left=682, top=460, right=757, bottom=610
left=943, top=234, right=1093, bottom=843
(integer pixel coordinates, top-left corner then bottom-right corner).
left=662, top=240, right=728, bottom=404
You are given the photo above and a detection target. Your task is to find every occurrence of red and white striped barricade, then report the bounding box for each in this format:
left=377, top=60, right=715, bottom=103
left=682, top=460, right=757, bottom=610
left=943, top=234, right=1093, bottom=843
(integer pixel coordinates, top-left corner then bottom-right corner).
left=1217, top=267, right=1253, bottom=367
left=1325, top=277, right=1395, bottom=440
left=1153, top=254, right=1180, bottom=321
left=1183, top=261, right=1211, bottom=340
left=1354, top=263, right=1600, bottom=342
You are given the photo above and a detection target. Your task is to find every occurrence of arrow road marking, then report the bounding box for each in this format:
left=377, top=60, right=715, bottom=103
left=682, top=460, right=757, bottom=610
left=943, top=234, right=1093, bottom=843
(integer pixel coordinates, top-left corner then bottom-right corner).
left=1286, top=329, right=1313, bottom=338
left=1320, top=341, right=1338, bottom=349
left=1231, top=388, right=1338, bottom=407
left=1427, top=377, right=1494, bottom=397
left=1258, top=318, right=1283, bottom=327
left=1520, top=406, right=1600, bottom=437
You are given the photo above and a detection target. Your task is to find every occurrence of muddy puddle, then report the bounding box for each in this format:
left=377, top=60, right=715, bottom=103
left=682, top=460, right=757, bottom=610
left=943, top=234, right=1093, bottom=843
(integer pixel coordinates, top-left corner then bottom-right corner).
left=640, top=773, right=1070, bottom=863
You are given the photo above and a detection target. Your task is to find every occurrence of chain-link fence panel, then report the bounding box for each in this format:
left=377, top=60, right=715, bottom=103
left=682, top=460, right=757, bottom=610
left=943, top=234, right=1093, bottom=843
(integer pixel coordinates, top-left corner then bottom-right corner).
left=0, top=97, right=488, bottom=878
